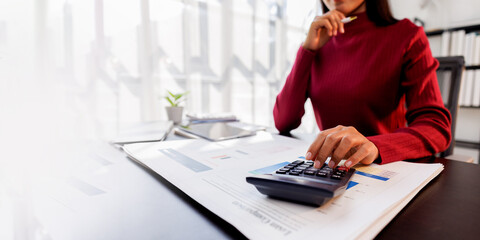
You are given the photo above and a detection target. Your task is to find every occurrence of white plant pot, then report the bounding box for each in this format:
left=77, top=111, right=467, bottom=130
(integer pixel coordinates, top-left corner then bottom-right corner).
left=166, top=106, right=183, bottom=124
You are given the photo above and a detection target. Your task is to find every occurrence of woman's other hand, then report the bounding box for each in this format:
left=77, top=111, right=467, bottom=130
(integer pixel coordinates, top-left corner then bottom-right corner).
left=303, top=10, right=346, bottom=51
left=305, top=125, right=379, bottom=168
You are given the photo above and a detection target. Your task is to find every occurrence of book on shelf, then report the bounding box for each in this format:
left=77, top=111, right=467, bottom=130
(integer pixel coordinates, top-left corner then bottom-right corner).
left=430, top=29, right=480, bottom=67
left=440, top=31, right=451, bottom=57
left=473, top=69, right=480, bottom=107
left=462, top=70, right=475, bottom=106
left=456, top=30, right=466, bottom=57
left=428, top=34, right=442, bottom=57
left=449, top=30, right=457, bottom=57
left=464, top=32, right=476, bottom=65
left=474, top=35, right=480, bottom=65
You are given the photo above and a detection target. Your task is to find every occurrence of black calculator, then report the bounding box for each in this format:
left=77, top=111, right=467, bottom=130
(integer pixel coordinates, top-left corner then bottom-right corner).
left=246, top=160, right=355, bottom=206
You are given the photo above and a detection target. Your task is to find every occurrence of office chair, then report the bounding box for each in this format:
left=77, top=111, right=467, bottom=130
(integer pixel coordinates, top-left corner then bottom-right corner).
left=435, top=56, right=465, bottom=157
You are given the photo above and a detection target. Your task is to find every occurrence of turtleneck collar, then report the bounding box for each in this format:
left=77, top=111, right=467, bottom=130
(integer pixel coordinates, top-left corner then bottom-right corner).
left=342, top=11, right=376, bottom=34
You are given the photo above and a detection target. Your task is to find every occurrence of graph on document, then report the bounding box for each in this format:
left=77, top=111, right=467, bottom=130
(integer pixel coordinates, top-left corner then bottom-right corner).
left=354, top=166, right=398, bottom=181
left=347, top=166, right=398, bottom=190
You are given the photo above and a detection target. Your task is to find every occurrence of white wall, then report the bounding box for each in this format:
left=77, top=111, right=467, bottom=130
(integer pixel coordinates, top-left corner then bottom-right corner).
left=390, top=0, right=480, bottom=30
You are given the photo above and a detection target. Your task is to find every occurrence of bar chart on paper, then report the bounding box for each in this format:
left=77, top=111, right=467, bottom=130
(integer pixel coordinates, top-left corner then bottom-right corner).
left=346, top=165, right=398, bottom=190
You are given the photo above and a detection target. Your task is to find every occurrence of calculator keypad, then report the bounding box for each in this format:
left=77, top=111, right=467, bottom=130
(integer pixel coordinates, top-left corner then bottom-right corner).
left=275, top=160, right=349, bottom=180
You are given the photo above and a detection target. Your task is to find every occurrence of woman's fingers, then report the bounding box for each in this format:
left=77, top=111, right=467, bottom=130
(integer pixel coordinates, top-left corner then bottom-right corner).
left=317, top=131, right=344, bottom=167
left=321, top=19, right=334, bottom=37
left=326, top=14, right=338, bottom=36
left=307, top=126, right=379, bottom=169
left=306, top=126, right=343, bottom=168
left=344, top=145, right=370, bottom=168
left=306, top=128, right=332, bottom=160
left=302, top=10, right=347, bottom=51
left=332, top=11, right=346, bottom=34
left=331, top=134, right=356, bottom=166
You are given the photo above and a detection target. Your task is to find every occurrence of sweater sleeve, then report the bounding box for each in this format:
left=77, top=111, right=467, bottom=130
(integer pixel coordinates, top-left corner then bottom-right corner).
left=273, top=46, right=316, bottom=133
left=367, top=27, right=452, bottom=164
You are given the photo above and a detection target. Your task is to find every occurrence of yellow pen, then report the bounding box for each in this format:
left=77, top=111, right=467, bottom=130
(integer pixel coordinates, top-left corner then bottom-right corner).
left=341, top=16, right=357, bottom=23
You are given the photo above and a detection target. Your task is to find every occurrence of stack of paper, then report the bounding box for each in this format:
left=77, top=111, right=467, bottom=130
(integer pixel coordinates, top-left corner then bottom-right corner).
left=110, top=121, right=173, bottom=145
left=123, top=132, right=443, bottom=239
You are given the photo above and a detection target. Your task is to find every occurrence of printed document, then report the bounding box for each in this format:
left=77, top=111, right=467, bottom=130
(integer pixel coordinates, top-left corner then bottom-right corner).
left=123, top=132, right=443, bottom=239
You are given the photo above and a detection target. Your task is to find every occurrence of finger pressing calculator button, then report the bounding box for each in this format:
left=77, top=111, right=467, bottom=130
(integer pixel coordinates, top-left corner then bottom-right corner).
left=337, top=166, right=349, bottom=171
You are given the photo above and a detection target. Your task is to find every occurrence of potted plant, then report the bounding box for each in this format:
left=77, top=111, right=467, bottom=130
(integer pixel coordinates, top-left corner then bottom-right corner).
left=164, top=90, right=188, bottom=124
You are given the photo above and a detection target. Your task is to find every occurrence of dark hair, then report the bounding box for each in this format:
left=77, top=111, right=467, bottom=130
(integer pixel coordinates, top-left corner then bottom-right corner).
left=321, top=0, right=397, bottom=26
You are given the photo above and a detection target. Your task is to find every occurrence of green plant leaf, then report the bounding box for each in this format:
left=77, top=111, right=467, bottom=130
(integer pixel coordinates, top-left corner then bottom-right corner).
left=168, top=91, right=176, bottom=99
left=165, top=96, right=175, bottom=106
left=174, top=93, right=182, bottom=101
left=165, top=90, right=188, bottom=106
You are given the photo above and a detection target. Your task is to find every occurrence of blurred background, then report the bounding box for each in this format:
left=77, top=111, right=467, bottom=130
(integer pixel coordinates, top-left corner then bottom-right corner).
left=1, top=0, right=479, bottom=141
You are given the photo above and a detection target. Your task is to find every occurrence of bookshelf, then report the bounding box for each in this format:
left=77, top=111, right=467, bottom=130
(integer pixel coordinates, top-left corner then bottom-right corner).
left=426, top=24, right=480, bottom=37
left=466, top=65, right=480, bottom=70
left=426, top=24, right=480, bottom=162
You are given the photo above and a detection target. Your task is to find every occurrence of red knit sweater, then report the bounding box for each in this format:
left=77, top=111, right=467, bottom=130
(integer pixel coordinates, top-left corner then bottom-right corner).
left=273, top=12, right=451, bottom=164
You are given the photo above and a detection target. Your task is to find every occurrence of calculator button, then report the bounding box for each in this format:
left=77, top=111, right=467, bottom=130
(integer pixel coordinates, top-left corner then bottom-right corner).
left=296, top=167, right=307, bottom=171
left=316, top=172, right=328, bottom=177
left=299, top=164, right=311, bottom=168
left=337, top=166, right=346, bottom=170
left=304, top=170, right=316, bottom=175
left=289, top=171, right=300, bottom=176
left=276, top=170, right=287, bottom=174
left=331, top=174, right=342, bottom=180
left=292, top=160, right=304, bottom=164
left=279, top=167, right=291, bottom=172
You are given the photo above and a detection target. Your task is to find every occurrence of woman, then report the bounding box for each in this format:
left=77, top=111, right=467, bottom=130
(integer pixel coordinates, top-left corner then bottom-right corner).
left=273, top=0, right=451, bottom=169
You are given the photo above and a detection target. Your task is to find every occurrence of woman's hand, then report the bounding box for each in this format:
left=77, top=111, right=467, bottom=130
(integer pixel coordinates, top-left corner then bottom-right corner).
left=305, top=125, right=379, bottom=169
left=303, top=10, right=346, bottom=51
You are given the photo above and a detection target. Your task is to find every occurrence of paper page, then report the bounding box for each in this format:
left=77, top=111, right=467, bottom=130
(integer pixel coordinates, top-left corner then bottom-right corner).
left=111, top=121, right=173, bottom=144
left=123, top=132, right=443, bottom=240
